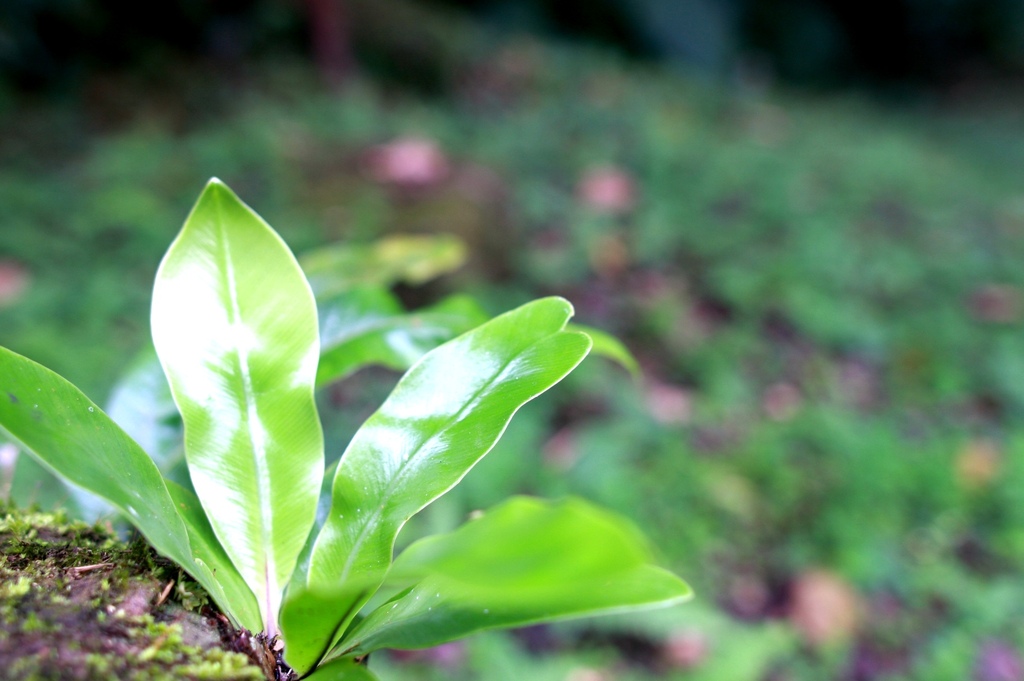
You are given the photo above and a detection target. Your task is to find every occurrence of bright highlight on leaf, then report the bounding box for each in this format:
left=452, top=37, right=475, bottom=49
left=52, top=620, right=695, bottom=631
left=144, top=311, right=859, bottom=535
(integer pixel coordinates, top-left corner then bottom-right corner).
left=0, top=179, right=690, bottom=679
left=152, top=179, right=324, bottom=635
left=280, top=296, right=593, bottom=674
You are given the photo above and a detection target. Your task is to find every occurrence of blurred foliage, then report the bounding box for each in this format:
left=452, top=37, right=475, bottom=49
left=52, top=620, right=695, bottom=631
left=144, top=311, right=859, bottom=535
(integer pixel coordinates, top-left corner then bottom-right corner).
left=0, top=0, right=302, bottom=89
left=414, top=0, right=1024, bottom=86
left=4, top=4, right=1024, bottom=678
left=4, top=0, right=1024, bottom=91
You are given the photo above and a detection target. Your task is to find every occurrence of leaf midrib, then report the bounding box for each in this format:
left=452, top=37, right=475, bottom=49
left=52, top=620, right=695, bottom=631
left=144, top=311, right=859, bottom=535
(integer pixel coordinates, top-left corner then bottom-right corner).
left=326, top=329, right=559, bottom=588
left=305, top=333, right=545, bottom=660
left=212, top=191, right=277, bottom=629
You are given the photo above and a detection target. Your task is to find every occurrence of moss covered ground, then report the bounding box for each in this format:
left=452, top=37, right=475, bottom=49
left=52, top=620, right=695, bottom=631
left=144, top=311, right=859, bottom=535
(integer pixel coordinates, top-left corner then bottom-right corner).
left=0, top=507, right=277, bottom=681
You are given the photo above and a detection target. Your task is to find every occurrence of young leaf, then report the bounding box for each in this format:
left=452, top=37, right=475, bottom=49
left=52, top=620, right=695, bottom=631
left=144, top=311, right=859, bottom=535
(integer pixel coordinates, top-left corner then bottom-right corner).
left=0, top=346, right=261, bottom=631
left=317, top=291, right=489, bottom=386
left=336, top=496, right=692, bottom=655
left=151, top=179, right=324, bottom=633
left=567, top=323, right=641, bottom=378
left=281, top=297, right=591, bottom=673
left=301, top=234, right=467, bottom=297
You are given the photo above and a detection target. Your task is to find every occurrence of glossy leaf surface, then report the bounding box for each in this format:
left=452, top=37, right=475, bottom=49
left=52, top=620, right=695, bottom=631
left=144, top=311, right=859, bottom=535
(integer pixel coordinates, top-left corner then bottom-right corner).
left=151, top=179, right=323, bottom=632
left=281, top=297, right=591, bottom=673
left=317, top=290, right=488, bottom=385
left=0, top=346, right=260, bottom=630
left=101, top=290, right=484, bottom=487
left=301, top=234, right=466, bottom=297
left=339, top=497, right=692, bottom=654
left=278, top=575, right=383, bottom=673
left=304, top=657, right=381, bottom=681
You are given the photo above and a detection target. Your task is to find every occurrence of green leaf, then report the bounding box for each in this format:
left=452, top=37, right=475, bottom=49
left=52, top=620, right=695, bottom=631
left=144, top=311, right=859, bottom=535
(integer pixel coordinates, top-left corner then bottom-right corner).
left=151, top=179, right=324, bottom=633
left=43, top=346, right=183, bottom=521
left=277, top=460, right=366, bottom=671
left=166, top=480, right=263, bottom=630
left=278, top=578, right=379, bottom=674
left=281, top=297, right=591, bottom=674
left=317, top=291, right=489, bottom=385
left=301, top=234, right=467, bottom=297
left=0, top=346, right=261, bottom=631
left=304, top=657, right=381, bottom=681
left=0, top=345, right=190, bottom=556
left=102, top=291, right=486, bottom=493
left=338, top=496, right=692, bottom=655
left=105, top=345, right=182, bottom=473
left=567, top=323, right=640, bottom=378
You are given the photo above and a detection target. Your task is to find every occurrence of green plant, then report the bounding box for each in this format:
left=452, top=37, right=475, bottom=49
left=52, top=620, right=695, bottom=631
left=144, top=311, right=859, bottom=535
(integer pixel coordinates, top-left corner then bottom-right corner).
left=12, top=230, right=636, bottom=520
left=0, top=179, right=689, bottom=680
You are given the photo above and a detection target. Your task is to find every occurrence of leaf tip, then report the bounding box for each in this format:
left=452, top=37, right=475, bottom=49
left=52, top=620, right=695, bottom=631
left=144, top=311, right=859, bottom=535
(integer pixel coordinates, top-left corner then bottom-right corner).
left=201, top=177, right=240, bottom=203
left=551, top=295, right=575, bottom=317
left=532, top=296, right=577, bottom=329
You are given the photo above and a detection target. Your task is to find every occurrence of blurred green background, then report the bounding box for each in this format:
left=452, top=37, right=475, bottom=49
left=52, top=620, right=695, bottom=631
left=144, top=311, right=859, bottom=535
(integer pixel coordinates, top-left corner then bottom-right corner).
left=4, top=1, right=1024, bottom=679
